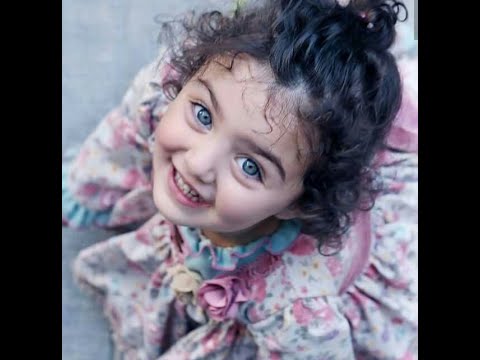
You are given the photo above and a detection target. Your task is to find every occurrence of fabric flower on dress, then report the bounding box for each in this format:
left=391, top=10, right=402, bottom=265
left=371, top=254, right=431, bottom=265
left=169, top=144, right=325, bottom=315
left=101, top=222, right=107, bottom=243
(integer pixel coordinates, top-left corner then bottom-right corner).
left=197, top=276, right=250, bottom=321
left=167, top=264, right=203, bottom=305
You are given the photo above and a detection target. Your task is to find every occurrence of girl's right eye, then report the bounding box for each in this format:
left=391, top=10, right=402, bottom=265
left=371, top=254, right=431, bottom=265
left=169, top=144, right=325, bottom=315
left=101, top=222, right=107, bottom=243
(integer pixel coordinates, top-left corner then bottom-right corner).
left=193, top=104, right=212, bottom=129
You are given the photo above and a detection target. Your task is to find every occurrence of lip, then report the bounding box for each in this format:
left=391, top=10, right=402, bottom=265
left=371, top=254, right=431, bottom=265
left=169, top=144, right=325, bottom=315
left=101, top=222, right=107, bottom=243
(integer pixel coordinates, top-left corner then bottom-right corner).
left=168, top=166, right=211, bottom=208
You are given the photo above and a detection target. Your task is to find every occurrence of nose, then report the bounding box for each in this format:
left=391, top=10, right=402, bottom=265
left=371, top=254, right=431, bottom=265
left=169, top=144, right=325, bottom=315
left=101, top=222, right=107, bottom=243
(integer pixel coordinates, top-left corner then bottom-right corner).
left=184, top=137, right=222, bottom=184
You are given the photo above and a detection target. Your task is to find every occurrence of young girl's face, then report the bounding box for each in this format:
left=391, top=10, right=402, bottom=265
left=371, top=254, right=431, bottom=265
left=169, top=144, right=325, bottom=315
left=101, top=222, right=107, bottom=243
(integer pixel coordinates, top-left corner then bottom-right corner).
left=152, top=55, right=309, bottom=236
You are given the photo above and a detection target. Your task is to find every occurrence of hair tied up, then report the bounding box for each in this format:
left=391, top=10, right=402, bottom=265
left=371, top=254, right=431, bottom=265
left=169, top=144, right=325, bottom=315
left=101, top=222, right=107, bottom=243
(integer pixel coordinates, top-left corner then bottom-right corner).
left=359, top=11, right=374, bottom=29
left=353, top=1, right=408, bottom=52
left=337, top=0, right=351, bottom=7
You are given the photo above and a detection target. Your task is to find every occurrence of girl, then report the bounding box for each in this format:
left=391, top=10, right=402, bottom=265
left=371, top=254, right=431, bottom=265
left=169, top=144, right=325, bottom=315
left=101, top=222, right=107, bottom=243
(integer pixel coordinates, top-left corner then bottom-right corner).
left=62, top=0, right=418, bottom=359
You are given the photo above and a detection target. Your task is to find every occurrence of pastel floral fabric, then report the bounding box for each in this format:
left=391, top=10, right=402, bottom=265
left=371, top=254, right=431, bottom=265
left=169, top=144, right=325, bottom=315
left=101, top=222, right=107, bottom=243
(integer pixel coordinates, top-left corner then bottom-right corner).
left=63, top=33, right=418, bottom=359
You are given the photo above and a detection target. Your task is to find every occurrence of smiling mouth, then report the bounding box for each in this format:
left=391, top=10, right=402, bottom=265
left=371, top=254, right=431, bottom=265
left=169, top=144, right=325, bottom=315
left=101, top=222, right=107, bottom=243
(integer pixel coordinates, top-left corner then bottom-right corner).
left=174, top=169, right=204, bottom=202
left=170, top=167, right=211, bottom=208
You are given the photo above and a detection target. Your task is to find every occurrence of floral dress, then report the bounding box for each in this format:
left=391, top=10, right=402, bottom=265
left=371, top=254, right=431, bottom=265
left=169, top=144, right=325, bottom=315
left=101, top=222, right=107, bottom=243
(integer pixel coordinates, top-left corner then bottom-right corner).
left=62, top=38, right=418, bottom=359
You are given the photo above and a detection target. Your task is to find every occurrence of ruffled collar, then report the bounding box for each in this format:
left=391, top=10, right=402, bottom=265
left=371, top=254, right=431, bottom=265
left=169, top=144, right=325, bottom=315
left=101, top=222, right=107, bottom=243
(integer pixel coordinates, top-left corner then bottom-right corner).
left=176, top=219, right=301, bottom=279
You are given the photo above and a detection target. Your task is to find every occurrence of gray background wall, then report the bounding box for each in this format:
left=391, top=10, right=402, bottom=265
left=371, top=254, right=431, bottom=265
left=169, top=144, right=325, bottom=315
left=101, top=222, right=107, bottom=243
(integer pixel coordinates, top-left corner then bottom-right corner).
left=62, top=1, right=416, bottom=359
left=62, top=0, right=230, bottom=153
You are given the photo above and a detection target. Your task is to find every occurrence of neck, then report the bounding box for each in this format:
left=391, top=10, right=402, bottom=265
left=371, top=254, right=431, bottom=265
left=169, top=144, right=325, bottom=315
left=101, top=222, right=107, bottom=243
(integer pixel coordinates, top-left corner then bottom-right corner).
left=201, top=217, right=282, bottom=248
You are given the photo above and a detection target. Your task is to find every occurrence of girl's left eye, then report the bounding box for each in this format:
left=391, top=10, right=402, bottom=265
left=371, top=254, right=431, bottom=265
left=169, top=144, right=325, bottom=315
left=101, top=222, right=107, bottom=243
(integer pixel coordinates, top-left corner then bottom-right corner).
left=193, top=104, right=212, bottom=129
left=236, top=157, right=262, bottom=181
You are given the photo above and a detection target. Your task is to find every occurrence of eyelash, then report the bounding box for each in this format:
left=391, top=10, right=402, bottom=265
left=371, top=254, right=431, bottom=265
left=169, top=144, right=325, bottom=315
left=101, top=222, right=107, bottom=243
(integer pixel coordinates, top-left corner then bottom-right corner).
left=236, top=157, right=263, bottom=182
left=192, top=102, right=213, bottom=130
left=190, top=102, right=264, bottom=182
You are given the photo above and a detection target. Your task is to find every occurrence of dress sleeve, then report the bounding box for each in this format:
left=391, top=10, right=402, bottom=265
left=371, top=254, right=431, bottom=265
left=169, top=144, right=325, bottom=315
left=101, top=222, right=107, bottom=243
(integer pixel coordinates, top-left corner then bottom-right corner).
left=62, top=53, right=171, bottom=229
left=340, top=149, right=418, bottom=359
left=244, top=296, right=356, bottom=359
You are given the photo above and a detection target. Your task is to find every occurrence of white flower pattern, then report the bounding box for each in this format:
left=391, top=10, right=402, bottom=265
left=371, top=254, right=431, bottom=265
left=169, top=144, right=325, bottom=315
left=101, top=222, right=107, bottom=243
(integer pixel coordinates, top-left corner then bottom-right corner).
left=167, top=264, right=204, bottom=305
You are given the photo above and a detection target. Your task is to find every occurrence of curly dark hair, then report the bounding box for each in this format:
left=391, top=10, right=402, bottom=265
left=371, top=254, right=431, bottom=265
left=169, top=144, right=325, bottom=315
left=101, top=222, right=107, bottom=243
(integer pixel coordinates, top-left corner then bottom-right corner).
left=156, top=0, right=407, bottom=253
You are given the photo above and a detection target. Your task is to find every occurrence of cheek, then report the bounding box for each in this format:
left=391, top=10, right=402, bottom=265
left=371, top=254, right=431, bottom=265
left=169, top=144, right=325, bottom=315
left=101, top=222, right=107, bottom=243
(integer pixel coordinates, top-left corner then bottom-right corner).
left=214, top=184, right=295, bottom=225
left=154, top=106, right=186, bottom=154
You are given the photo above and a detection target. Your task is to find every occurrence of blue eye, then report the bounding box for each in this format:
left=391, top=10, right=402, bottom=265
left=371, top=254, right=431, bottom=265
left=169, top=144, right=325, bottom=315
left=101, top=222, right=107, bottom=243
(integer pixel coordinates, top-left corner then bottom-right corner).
left=236, top=157, right=262, bottom=181
left=193, top=104, right=212, bottom=128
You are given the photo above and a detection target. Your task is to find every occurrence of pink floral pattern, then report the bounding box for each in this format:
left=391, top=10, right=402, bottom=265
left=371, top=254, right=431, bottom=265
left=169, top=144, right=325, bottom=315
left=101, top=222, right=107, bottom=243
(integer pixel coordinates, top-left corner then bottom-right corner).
left=64, top=46, right=417, bottom=359
left=326, top=257, right=343, bottom=277
left=197, top=276, right=250, bottom=321
left=286, top=234, right=316, bottom=256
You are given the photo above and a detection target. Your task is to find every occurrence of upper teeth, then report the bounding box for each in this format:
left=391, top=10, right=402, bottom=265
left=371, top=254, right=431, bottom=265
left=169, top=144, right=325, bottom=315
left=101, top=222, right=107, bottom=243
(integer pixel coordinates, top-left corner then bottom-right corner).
left=175, top=171, right=201, bottom=201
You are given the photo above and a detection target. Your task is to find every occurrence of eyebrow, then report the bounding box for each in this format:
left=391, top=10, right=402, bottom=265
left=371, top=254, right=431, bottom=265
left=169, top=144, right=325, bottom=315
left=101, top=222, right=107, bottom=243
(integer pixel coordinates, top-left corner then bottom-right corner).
left=194, top=77, right=286, bottom=182
left=195, top=78, right=223, bottom=119
left=240, top=137, right=286, bottom=182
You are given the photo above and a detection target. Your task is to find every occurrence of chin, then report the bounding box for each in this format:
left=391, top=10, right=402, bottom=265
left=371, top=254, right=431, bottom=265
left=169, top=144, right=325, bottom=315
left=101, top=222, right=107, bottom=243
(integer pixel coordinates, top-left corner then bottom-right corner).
left=153, top=200, right=199, bottom=228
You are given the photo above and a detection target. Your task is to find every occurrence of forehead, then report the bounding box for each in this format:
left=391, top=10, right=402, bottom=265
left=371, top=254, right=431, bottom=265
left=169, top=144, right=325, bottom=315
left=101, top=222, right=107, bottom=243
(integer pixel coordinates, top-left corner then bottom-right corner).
left=193, top=55, right=312, bottom=172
